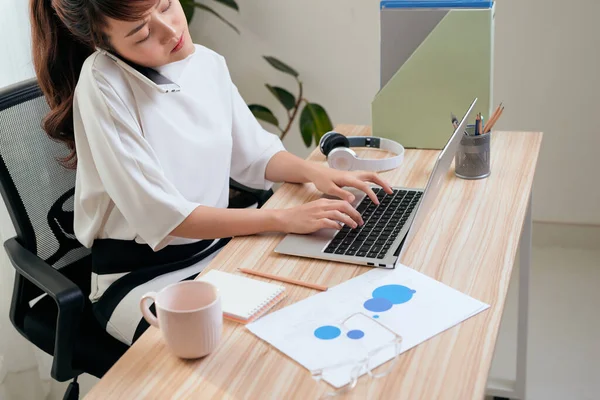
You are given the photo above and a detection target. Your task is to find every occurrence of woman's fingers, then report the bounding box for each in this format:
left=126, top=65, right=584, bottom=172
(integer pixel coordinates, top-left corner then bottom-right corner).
left=327, top=184, right=355, bottom=203
left=360, top=172, right=393, bottom=194
left=323, top=199, right=363, bottom=225
left=347, top=180, right=379, bottom=205
left=322, top=210, right=358, bottom=228
left=336, top=172, right=393, bottom=205
left=318, top=218, right=342, bottom=230
left=339, top=200, right=364, bottom=225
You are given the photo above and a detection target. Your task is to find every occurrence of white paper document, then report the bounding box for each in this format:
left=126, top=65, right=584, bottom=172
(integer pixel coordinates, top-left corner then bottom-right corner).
left=246, top=264, right=490, bottom=388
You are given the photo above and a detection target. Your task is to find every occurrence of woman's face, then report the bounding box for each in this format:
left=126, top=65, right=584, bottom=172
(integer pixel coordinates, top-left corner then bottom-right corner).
left=104, top=0, right=195, bottom=68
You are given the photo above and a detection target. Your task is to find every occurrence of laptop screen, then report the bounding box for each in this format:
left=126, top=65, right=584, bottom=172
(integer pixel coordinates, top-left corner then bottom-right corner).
left=397, top=98, right=478, bottom=262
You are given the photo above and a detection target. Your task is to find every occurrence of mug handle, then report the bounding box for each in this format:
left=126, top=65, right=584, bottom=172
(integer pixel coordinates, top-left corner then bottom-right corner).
left=140, top=292, right=159, bottom=328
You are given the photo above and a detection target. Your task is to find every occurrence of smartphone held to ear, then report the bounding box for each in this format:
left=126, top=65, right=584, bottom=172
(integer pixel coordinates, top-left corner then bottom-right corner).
left=98, top=49, right=181, bottom=94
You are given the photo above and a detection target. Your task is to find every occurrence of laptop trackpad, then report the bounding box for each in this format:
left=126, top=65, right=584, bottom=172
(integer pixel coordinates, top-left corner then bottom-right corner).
left=312, top=227, right=339, bottom=240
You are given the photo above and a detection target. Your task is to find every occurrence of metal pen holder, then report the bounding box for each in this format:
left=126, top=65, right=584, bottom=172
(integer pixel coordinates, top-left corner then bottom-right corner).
left=454, top=125, right=491, bottom=180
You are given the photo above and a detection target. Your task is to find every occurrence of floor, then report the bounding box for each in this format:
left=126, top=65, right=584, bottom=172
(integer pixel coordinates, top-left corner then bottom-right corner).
left=47, top=232, right=600, bottom=400
left=486, top=244, right=600, bottom=400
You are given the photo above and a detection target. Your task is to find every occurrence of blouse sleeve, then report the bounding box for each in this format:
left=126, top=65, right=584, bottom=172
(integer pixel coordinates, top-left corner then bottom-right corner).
left=225, top=60, right=286, bottom=190
left=73, top=65, right=200, bottom=251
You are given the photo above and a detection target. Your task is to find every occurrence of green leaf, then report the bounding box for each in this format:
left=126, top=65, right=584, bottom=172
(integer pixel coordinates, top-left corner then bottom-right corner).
left=263, top=56, right=299, bottom=78
left=248, top=104, right=279, bottom=127
left=299, top=103, right=333, bottom=147
left=212, top=0, right=239, bottom=11
left=265, top=85, right=296, bottom=111
left=181, top=0, right=195, bottom=22
left=193, top=3, right=240, bottom=34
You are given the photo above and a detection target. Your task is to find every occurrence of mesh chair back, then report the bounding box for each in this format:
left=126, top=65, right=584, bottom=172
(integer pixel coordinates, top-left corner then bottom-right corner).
left=0, top=79, right=90, bottom=269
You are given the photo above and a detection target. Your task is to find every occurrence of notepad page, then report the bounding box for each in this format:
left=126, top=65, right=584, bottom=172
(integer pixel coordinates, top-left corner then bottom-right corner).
left=198, top=270, right=285, bottom=320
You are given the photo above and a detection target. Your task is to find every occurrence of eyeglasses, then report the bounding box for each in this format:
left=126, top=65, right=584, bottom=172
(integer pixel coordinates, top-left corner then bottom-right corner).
left=309, top=312, right=403, bottom=398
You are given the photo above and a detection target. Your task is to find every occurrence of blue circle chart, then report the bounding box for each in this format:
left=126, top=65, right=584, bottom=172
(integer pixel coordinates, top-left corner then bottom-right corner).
left=347, top=330, right=365, bottom=339
left=372, top=285, right=416, bottom=304
left=363, top=297, right=393, bottom=312
left=314, top=325, right=341, bottom=340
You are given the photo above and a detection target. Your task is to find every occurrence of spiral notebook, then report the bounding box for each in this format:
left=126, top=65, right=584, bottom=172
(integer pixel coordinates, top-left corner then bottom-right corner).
left=197, top=270, right=286, bottom=324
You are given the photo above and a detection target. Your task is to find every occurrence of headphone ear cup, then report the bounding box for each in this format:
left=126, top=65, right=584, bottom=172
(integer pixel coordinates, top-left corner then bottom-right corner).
left=320, top=132, right=350, bottom=156
left=327, top=147, right=356, bottom=170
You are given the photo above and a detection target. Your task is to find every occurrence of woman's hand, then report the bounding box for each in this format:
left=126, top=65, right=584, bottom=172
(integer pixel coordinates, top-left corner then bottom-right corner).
left=308, top=166, right=394, bottom=205
left=276, top=198, right=364, bottom=234
left=264, top=152, right=394, bottom=204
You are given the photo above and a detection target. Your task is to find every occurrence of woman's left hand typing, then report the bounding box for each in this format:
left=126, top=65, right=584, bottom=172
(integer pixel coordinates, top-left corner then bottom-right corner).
left=308, top=166, right=393, bottom=205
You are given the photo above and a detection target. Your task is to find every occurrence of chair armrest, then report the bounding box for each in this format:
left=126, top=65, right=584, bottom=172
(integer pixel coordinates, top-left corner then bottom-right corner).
left=229, top=178, right=274, bottom=208
left=4, top=237, right=83, bottom=381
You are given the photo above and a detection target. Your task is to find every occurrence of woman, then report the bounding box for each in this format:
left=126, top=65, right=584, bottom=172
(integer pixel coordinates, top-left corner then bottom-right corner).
left=30, top=0, right=392, bottom=345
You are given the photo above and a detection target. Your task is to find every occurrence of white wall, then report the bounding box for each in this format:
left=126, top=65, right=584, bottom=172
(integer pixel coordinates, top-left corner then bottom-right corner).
left=0, top=0, right=35, bottom=87
left=492, top=0, right=600, bottom=225
left=189, top=0, right=600, bottom=225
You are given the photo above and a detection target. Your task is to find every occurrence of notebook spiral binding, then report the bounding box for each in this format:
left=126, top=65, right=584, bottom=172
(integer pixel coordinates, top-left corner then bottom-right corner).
left=250, top=298, right=271, bottom=317
left=226, top=291, right=286, bottom=324
left=248, top=291, right=286, bottom=321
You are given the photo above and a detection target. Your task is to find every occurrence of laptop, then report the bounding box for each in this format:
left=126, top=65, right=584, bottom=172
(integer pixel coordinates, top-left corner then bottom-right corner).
left=274, top=98, right=478, bottom=269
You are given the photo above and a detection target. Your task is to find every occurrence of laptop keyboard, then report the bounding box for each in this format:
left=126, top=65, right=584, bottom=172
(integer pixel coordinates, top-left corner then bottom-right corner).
left=323, top=188, right=422, bottom=259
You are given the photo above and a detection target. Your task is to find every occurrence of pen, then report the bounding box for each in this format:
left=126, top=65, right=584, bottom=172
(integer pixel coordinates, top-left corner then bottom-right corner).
left=451, top=113, right=459, bottom=130
left=479, top=114, right=483, bottom=135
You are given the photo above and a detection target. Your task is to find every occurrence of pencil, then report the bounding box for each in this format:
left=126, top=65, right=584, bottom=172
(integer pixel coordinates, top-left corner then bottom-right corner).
left=238, top=268, right=328, bottom=291
left=484, top=106, right=504, bottom=133
left=483, top=102, right=502, bottom=133
left=486, top=105, right=501, bottom=129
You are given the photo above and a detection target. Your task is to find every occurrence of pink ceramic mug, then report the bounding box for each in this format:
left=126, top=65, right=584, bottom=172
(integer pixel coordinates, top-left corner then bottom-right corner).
left=139, top=281, right=222, bottom=359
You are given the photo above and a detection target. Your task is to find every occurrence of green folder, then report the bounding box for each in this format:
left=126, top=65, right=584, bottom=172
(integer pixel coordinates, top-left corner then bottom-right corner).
left=373, top=1, right=495, bottom=149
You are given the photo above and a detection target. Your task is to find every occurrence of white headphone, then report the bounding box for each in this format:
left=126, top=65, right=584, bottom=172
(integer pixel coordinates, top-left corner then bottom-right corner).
left=319, top=131, right=405, bottom=172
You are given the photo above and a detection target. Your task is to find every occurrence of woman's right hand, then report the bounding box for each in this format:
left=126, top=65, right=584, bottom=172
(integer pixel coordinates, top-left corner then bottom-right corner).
left=276, top=198, right=364, bottom=234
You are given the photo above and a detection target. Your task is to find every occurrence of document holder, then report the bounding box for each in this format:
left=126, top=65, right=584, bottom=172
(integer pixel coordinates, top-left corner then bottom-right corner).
left=373, top=0, right=496, bottom=149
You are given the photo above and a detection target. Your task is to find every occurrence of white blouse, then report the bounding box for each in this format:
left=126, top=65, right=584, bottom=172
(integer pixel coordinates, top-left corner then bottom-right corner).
left=72, top=44, right=285, bottom=251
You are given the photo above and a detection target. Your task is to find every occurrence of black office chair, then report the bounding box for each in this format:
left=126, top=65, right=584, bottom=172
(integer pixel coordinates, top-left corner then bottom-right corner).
left=0, top=79, right=273, bottom=399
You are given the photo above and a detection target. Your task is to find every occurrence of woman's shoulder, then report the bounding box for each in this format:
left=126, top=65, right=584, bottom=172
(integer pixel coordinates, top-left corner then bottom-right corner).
left=187, top=44, right=238, bottom=91
left=190, top=43, right=232, bottom=73
left=192, top=43, right=225, bottom=62
left=75, top=50, right=133, bottom=99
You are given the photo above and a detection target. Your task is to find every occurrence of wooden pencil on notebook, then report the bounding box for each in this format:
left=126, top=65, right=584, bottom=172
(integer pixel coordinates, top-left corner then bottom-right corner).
left=238, top=268, right=328, bottom=291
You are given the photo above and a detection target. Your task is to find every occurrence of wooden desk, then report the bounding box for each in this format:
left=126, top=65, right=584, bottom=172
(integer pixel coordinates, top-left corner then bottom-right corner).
left=86, top=125, right=542, bottom=400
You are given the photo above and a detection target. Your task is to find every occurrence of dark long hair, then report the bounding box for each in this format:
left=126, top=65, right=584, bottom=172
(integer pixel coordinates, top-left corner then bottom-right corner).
left=30, top=0, right=153, bottom=168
